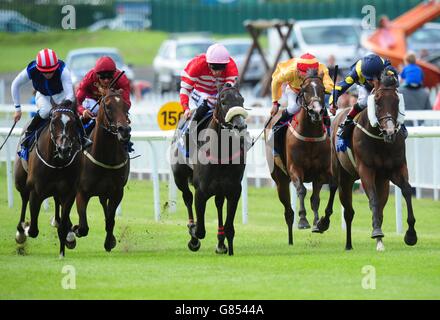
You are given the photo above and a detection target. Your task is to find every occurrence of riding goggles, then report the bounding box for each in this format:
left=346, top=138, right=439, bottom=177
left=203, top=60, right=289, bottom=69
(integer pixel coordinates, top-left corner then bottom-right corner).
left=97, top=71, right=115, bottom=80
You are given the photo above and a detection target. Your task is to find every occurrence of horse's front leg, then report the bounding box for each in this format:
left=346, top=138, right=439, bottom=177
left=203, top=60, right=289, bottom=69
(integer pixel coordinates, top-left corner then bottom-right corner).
left=104, top=191, right=123, bottom=252
left=73, top=191, right=90, bottom=238
left=215, top=195, right=227, bottom=254
left=391, top=165, right=417, bottom=246
left=27, top=190, right=42, bottom=238
left=15, top=191, right=29, bottom=246
left=59, top=193, right=77, bottom=257
left=194, top=189, right=208, bottom=240
left=315, top=175, right=338, bottom=233
left=225, top=190, right=241, bottom=256
left=310, top=180, right=323, bottom=231
left=289, top=167, right=309, bottom=229
left=358, top=164, right=384, bottom=249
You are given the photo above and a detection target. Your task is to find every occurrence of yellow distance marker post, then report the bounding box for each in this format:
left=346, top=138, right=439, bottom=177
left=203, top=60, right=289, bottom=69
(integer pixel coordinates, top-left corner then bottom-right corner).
left=157, top=101, right=184, bottom=131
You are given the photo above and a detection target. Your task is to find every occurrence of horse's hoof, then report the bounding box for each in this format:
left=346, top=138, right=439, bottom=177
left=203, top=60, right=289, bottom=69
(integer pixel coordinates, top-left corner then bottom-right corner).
left=371, top=228, right=384, bottom=239
left=376, top=238, right=385, bottom=252
left=404, top=230, right=417, bottom=246
left=298, top=217, right=311, bottom=229
left=313, top=217, right=329, bottom=233
left=188, top=239, right=201, bottom=252
left=50, top=216, right=59, bottom=228
left=215, top=245, right=228, bottom=254
left=66, top=232, right=76, bottom=250
left=345, top=245, right=353, bottom=251
left=195, top=229, right=206, bottom=240
left=72, top=225, right=88, bottom=238
left=15, top=231, right=27, bottom=244
left=104, top=235, right=117, bottom=252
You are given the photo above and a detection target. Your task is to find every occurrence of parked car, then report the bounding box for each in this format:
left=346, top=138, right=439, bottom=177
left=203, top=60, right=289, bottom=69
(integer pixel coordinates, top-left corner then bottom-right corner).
left=0, top=10, right=49, bottom=33
left=407, top=22, right=440, bottom=57
left=219, top=38, right=265, bottom=85
left=268, top=19, right=365, bottom=73
left=152, top=36, right=214, bottom=93
left=65, top=47, right=135, bottom=87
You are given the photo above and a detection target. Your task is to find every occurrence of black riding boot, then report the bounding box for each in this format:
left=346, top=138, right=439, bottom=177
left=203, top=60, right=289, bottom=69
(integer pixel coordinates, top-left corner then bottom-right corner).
left=272, top=109, right=291, bottom=157
left=75, top=116, right=93, bottom=150
left=336, top=103, right=363, bottom=139
left=22, top=113, right=44, bottom=149
left=187, top=101, right=211, bottom=136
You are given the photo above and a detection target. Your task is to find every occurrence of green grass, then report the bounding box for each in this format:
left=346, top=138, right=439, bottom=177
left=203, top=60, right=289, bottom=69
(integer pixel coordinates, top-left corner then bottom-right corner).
left=0, top=165, right=439, bottom=300
left=0, top=30, right=169, bottom=73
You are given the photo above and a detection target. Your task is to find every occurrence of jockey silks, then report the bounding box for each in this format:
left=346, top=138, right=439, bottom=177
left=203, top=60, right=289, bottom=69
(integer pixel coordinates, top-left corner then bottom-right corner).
left=26, top=60, right=66, bottom=96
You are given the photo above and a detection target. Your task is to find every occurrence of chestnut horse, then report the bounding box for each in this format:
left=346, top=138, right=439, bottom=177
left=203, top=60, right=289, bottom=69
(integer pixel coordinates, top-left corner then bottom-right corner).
left=73, top=88, right=131, bottom=252
left=171, top=83, right=249, bottom=255
left=265, top=69, right=335, bottom=245
left=14, top=100, right=81, bottom=257
left=315, top=71, right=417, bottom=251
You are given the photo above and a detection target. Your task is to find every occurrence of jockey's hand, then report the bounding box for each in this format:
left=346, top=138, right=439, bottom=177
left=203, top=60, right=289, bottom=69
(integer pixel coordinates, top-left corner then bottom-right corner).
left=82, top=109, right=94, bottom=120
left=183, top=108, right=191, bottom=119
left=270, top=102, right=280, bottom=117
left=14, top=110, right=22, bottom=123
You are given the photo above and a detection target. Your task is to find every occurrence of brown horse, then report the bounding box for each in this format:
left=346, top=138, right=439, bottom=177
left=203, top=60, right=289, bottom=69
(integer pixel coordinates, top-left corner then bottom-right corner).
left=171, top=83, right=249, bottom=255
left=315, top=71, right=417, bottom=251
left=265, top=69, right=335, bottom=245
left=73, top=88, right=131, bottom=252
left=14, top=100, right=81, bottom=257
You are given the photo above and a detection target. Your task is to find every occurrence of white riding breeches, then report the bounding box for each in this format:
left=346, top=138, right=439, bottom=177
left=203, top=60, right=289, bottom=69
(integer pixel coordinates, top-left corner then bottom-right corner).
left=35, top=91, right=67, bottom=119
left=285, top=86, right=300, bottom=115
left=189, top=89, right=217, bottom=111
left=357, top=85, right=371, bottom=109
left=82, top=98, right=99, bottom=116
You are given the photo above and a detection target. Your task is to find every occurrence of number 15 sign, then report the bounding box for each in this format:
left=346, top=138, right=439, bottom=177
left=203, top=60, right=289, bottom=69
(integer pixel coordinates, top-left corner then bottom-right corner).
left=157, top=101, right=184, bottom=131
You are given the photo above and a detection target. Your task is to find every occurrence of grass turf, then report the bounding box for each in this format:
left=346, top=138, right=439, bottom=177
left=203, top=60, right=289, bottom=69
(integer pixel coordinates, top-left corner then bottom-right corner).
left=0, top=166, right=439, bottom=300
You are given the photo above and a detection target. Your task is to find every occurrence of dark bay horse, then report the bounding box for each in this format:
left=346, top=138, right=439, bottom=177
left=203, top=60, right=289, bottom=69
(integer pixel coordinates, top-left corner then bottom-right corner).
left=265, top=69, right=335, bottom=245
left=315, top=72, right=417, bottom=251
left=15, top=100, right=81, bottom=257
left=73, top=88, right=131, bottom=252
left=171, top=83, right=249, bottom=255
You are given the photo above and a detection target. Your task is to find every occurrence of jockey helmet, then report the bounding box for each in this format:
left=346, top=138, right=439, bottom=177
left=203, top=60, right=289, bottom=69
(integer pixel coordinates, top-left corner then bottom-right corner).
left=36, top=48, right=59, bottom=73
left=296, top=53, right=319, bottom=75
left=206, top=43, right=230, bottom=64
left=95, top=56, right=116, bottom=73
left=361, top=54, right=385, bottom=80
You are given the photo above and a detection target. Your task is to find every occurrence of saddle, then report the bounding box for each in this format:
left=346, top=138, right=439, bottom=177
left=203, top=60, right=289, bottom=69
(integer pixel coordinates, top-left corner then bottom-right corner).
left=17, top=119, right=50, bottom=161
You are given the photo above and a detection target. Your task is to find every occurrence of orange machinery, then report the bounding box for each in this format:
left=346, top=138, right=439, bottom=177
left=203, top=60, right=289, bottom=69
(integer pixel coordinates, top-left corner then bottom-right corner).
left=362, top=0, right=440, bottom=88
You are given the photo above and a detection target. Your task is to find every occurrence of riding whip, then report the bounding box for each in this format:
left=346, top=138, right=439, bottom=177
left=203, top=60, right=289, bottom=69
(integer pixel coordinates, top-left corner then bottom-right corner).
left=0, top=120, right=18, bottom=151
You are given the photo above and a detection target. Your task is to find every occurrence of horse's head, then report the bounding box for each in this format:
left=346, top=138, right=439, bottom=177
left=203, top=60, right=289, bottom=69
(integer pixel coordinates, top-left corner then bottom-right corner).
left=373, top=70, right=400, bottom=143
left=298, top=69, right=326, bottom=123
left=49, top=99, right=80, bottom=161
left=214, top=82, right=248, bottom=132
left=98, top=88, right=131, bottom=143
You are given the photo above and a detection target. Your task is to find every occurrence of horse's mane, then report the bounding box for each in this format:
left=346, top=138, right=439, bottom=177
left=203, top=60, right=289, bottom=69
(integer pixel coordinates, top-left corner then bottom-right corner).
left=380, top=70, right=398, bottom=88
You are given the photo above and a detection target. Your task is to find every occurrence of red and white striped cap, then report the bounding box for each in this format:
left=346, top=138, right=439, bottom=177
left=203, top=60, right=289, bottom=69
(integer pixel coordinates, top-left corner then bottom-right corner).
left=36, top=48, right=59, bottom=72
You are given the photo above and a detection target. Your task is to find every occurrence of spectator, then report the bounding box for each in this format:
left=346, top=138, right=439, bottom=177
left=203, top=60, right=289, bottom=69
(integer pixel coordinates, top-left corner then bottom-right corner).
left=433, top=91, right=440, bottom=111
left=418, top=49, right=429, bottom=60
left=400, top=52, right=423, bottom=88
left=327, top=54, right=342, bottom=80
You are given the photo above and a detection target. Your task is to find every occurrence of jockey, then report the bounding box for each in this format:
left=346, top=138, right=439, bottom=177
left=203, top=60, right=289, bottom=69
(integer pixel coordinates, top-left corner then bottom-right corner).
left=270, top=53, right=334, bottom=159
left=76, top=56, right=133, bottom=152
left=330, top=53, right=399, bottom=146
left=11, top=48, right=92, bottom=159
left=180, top=43, right=238, bottom=128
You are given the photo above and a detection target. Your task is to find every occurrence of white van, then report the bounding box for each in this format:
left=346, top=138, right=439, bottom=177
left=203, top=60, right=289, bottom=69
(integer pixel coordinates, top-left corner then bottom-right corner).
left=268, top=19, right=367, bottom=73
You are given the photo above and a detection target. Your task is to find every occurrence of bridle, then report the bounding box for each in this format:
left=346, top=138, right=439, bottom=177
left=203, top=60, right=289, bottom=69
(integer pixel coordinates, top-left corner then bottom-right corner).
left=297, top=75, right=325, bottom=120
left=373, top=87, right=400, bottom=136
left=35, top=108, right=80, bottom=169
left=213, top=86, right=245, bottom=130
left=99, top=91, right=129, bottom=135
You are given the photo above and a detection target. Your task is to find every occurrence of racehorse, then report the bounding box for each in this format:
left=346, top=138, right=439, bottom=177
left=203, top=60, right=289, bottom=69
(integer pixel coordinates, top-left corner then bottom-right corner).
left=14, top=100, right=81, bottom=257
left=265, top=69, right=335, bottom=245
left=73, top=88, right=131, bottom=252
left=315, top=71, right=417, bottom=251
left=171, top=83, right=249, bottom=255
